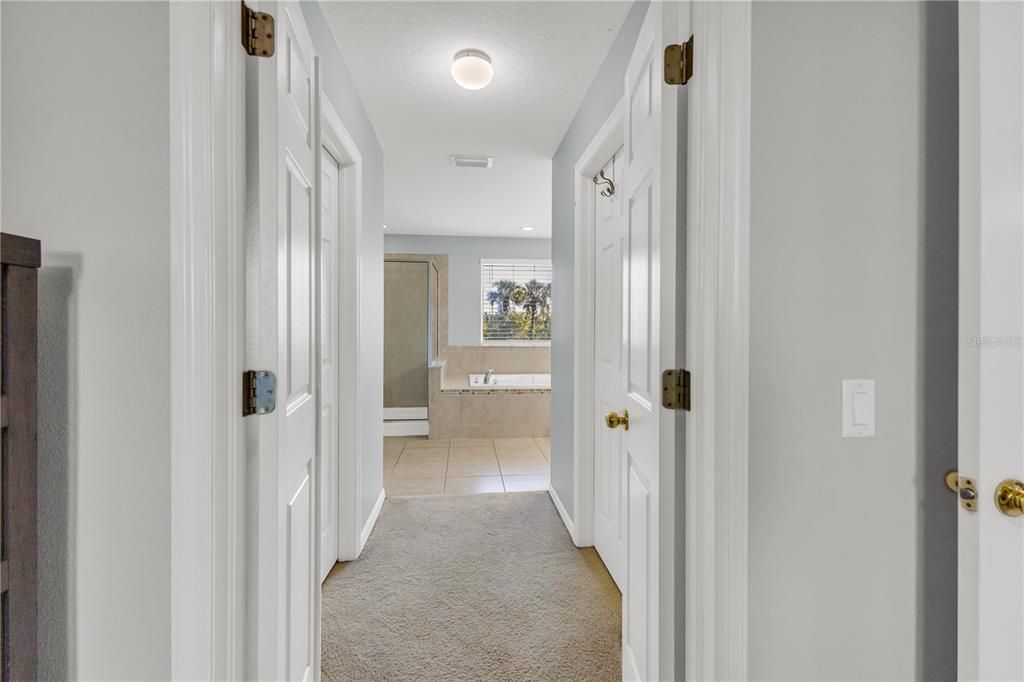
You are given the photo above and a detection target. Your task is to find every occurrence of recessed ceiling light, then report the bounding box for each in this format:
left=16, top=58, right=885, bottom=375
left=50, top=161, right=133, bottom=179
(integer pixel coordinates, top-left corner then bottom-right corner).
left=382, top=224, right=388, bottom=229
left=521, top=226, right=535, bottom=232
left=451, top=49, right=493, bottom=90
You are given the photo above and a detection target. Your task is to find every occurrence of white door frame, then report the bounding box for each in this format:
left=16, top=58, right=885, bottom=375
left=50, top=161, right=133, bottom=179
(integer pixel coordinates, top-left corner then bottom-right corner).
left=170, top=5, right=371, bottom=679
left=683, top=4, right=751, bottom=680
left=318, top=95, right=365, bottom=563
left=957, top=2, right=1024, bottom=678
left=569, top=98, right=625, bottom=550
left=169, top=2, right=246, bottom=679
left=569, top=3, right=751, bottom=680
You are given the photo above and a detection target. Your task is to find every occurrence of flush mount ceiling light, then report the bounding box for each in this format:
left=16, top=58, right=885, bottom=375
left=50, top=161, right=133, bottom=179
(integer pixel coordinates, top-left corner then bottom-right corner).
left=521, top=226, right=535, bottom=232
left=451, top=49, right=493, bottom=90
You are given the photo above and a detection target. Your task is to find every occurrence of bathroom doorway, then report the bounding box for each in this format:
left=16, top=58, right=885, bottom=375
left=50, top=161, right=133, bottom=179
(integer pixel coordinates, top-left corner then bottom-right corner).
left=381, top=241, right=552, bottom=498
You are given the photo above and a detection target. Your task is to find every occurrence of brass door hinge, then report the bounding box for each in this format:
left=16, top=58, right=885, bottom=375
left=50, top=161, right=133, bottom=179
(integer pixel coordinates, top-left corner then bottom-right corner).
left=241, top=1, right=275, bottom=58
left=243, top=370, right=277, bottom=416
left=664, top=36, right=694, bottom=86
left=661, top=369, right=692, bottom=411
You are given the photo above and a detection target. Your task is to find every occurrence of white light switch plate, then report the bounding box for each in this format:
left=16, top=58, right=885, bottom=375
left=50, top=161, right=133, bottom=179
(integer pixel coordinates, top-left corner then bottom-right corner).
left=842, top=379, right=875, bottom=438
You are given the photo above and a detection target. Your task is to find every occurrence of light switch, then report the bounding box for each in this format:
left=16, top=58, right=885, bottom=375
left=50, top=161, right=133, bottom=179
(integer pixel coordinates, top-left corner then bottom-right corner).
left=842, top=379, right=875, bottom=438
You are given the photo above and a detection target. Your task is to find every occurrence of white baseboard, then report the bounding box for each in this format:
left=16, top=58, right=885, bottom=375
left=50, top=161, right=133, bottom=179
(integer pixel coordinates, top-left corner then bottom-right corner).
left=359, top=488, right=386, bottom=552
left=383, top=420, right=429, bottom=436
left=384, top=406, right=428, bottom=420
left=548, top=485, right=579, bottom=546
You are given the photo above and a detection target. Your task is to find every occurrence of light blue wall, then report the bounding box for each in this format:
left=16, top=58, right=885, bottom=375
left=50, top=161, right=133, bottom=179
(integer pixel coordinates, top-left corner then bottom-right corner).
left=385, top=234, right=551, bottom=347
left=4, top=3, right=171, bottom=677
left=303, top=2, right=386, bottom=524
left=549, top=1, right=649, bottom=518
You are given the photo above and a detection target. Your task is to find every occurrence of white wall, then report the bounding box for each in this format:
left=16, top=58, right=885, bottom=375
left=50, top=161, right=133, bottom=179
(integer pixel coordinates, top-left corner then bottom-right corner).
left=748, top=2, right=958, bottom=679
left=2, top=2, right=171, bottom=679
left=384, top=234, right=551, bottom=346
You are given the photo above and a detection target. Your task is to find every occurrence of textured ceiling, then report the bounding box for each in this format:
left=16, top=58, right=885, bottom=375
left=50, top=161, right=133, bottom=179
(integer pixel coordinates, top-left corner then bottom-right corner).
left=319, top=1, right=632, bottom=238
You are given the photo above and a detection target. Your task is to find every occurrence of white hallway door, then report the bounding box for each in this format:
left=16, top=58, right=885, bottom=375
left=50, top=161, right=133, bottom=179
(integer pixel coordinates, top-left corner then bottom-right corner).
left=593, top=147, right=627, bottom=590
left=957, top=2, right=1024, bottom=680
left=251, top=3, right=320, bottom=680
left=319, top=148, right=341, bottom=582
left=617, top=2, right=685, bottom=680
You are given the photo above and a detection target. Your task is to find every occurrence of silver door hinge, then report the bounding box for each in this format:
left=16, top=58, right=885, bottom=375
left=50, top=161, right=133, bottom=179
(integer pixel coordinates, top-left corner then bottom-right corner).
left=661, top=369, right=692, bottom=411
left=664, top=36, right=694, bottom=86
left=241, top=1, right=275, bottom=58
left=243, top=370, right=277, bottom=416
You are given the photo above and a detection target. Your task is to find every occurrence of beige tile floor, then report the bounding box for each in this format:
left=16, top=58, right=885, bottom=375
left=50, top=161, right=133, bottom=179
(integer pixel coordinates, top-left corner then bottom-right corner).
left=384, top=436, right=551, bottom=497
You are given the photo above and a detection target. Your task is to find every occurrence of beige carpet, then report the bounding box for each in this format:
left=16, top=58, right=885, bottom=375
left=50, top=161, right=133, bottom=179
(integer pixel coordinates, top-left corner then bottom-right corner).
left=321, top=492, right=621, bottom=681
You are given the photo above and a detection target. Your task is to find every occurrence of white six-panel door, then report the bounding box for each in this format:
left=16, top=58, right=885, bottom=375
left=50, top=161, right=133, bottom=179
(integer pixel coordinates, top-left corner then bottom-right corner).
left=957, top=2, right=1024, bottom=679
left=319, top=148, right=341, bottom=583
left=254, top=3, right=319, bottom=680
left=594, top=148, right=627, bottom=590
left=619, top=3, right=683, bottom=680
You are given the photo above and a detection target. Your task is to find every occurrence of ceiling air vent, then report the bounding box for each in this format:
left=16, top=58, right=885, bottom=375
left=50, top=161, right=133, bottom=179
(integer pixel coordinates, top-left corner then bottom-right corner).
left=450, top=154, right=493, bottom=169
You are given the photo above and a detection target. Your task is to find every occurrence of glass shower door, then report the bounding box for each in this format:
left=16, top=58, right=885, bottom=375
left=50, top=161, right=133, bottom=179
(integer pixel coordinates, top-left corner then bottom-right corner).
left=383, top=261, right=430, bottom=412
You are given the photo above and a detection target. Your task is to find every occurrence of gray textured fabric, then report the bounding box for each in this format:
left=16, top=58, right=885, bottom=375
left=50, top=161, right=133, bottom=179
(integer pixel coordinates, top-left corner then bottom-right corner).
left=321, top=492, right=621, bottom=681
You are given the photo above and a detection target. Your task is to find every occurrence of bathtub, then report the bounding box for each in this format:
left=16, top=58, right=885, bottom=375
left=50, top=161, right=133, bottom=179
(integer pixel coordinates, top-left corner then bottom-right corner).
left=468, top=372, right=551, bottom=389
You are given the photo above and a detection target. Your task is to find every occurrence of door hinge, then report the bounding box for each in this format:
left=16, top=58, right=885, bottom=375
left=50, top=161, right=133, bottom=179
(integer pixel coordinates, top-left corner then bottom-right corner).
left=243, top=370, right=277, bottom=416
left=241, top=1, right=275, bottom=58
left=661, top=369, right=692, bottom=411
left=664, top=36, right=694, bottom=86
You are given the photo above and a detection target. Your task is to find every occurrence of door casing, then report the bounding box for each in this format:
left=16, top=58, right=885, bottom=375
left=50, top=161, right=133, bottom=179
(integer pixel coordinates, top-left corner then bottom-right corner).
left=169, top=2, right=246, bottom=679
left=567, top=2, right=752, bottom=680
left=319, top=95, right=366, bottom=564
left=171, top=2, right=367, bottom=678
left=957, top=2, right=1024, bottom=678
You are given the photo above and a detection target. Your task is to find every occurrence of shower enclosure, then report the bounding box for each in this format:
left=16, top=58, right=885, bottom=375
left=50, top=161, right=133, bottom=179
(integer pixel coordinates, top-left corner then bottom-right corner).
left=383, top=257, right=439, bottom=434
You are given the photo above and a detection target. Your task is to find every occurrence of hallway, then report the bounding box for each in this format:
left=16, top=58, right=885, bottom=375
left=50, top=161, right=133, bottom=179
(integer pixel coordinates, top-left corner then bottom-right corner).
left=321, top=493, right=620, bottom=681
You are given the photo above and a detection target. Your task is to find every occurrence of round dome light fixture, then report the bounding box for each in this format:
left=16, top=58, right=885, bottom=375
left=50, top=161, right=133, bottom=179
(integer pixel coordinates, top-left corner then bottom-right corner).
left=451, top=49, right=493, bottom=90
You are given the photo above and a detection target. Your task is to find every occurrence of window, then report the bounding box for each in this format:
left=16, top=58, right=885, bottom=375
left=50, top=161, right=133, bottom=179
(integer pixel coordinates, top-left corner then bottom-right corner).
left=480, top=259, right=552, bottom=344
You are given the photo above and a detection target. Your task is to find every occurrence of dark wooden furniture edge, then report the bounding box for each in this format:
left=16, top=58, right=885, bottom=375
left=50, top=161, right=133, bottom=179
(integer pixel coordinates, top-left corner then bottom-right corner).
left=1, top=234, right=41, bottom=268
left=1, top=230, right=41, bottom=681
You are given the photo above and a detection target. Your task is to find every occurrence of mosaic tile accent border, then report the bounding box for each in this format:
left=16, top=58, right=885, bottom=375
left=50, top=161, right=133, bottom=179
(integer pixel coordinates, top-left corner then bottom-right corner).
left=440, top=387, right=551, bottom=396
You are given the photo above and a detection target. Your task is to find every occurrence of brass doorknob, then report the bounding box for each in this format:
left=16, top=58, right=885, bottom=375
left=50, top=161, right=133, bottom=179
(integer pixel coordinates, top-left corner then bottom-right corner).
left=605, top=409, right=629, bottom=430
left=995, top=479, right=1024, bottom=516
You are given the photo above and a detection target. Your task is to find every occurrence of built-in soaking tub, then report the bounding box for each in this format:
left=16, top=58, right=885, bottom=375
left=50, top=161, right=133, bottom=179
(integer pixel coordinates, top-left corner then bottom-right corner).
left=426, top=364, right=551, bottom=439
left=468, top=373, right=551, bottom=389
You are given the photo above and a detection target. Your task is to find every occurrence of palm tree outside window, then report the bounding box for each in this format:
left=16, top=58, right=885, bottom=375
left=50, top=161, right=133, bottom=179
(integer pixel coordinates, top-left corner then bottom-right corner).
left=480, top=259, right=552, bottom=344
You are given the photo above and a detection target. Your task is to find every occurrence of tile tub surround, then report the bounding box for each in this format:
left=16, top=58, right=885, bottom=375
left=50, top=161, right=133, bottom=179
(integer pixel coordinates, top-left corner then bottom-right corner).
left=441, top=345, right=551, bottom=380
left=428, top=358, right=551, bottom=439
left=383, top=437, right=552, bottom=498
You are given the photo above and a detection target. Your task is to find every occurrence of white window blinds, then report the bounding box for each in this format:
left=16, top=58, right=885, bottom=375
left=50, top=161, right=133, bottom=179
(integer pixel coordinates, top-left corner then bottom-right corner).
left=480, top=260, right=552, bottom=343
